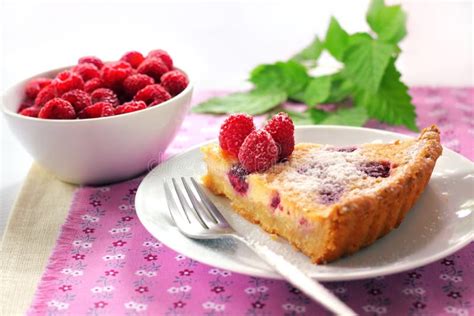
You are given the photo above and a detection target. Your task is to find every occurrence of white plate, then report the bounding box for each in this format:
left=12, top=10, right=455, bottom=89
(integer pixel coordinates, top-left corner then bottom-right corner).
left=135, top=126, right=474, bottom=281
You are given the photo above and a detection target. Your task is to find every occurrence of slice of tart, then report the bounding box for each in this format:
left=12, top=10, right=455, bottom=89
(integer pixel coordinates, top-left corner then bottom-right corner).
left=201, top=113, right=442, bottom=263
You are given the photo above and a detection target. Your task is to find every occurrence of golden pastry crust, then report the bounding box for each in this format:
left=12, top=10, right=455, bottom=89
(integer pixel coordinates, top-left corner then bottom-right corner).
left=201, top=126, right=442, bottom=263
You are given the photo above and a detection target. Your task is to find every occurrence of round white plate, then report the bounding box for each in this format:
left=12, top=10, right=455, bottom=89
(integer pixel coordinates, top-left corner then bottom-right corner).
left=135, top=126, right=474, bottom=281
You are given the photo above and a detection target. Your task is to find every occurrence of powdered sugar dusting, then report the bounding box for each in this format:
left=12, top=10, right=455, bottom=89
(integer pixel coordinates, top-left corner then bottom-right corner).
left=274, top=146, right=366, bottom=203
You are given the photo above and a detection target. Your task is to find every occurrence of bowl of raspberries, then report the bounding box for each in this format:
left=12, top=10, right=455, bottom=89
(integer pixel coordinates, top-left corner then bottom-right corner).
left=2, top=49, right=193, bottom=184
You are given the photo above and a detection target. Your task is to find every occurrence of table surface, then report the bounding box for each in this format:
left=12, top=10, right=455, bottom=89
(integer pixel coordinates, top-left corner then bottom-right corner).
left=18, top=89, right=474, bottom=315
left=1, top=0, right=472, bottom=237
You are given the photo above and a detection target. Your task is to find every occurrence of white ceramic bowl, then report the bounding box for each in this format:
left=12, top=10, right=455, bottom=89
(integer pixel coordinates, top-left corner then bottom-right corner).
left=1, top=66, right=193, bottom=185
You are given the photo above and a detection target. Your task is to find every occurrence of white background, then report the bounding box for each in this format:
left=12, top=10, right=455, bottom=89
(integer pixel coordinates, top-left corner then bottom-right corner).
left=1, top=0, right=472, bottom=236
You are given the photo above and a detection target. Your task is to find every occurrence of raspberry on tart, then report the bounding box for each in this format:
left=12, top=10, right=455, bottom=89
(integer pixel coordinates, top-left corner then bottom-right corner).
left=238, top=129, right=278, bottom=173
left=218, top=113, right=255, bottom=158
left=264, top=112, right=295, bottom=160
left=201, top=114, right=442, bottom=264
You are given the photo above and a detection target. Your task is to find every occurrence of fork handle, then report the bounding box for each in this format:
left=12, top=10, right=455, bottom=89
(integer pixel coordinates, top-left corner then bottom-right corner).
left=234, top=235, right=356, bottom=315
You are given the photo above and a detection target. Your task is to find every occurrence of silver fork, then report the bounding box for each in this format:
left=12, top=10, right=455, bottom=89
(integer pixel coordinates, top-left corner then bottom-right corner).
left=165, top=177, right=356, bottom=316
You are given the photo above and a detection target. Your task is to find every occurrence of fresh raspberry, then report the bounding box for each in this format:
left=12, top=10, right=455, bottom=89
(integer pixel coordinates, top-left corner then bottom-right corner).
left=84, top=78, right=104, bottom=93
left=62, top=89, right=91, bottom=112
left=238, top=129, right=278, bottom=173
left=34, top=84, right=57, bottom=107
left=101, top=61, right=133, bottom=88
left=78, top=102, right=114, bottom=119
left=51, top=70, right=84, bottom=95
left=134, top=84, right=171, bottom=106
left=160, top=70, right=188, bottom=96
left=123, top=74, right=154, bottom=97
left=38, top=98, right=76, bottom=119
left=78, top=56, right=104, bottom=69
left=120, top=51, right=145, bottom=69
left=218, top=113, right=255, bottom=157
left=137, top=58, right=169, bottom=82
left=147, top=49, right=173, bottom=69
left=19, top=106, right=41, bottom=117
left=18, top=98, right=34, bottom=112
left=90, top=88, right=119, bottom=107
left=264, top=112, right=295, bottom=160
left=115, top=100, right=147, bottom=115
left=72, top=63, right=100, bottom=82
left=25, top=77, right=52, bottom=99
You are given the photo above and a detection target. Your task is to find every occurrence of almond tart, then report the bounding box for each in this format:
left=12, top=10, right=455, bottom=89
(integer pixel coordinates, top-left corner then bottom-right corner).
left=201, top=126, right=442, bottom=263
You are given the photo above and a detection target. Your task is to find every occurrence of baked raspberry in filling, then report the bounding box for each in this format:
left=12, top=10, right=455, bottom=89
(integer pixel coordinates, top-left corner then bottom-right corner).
left=359, top=161, right=391, bottom=178
left=227, top=165, right=249, bottom=194
left=335, top=146, right=358, bottom=153
left=270, top=192, right=281, bottom=209
left=225, top=146, right=395, bottom=205
left=275, top=147, right=384, bottom=205
left=318, top=183, right=344, bottom=205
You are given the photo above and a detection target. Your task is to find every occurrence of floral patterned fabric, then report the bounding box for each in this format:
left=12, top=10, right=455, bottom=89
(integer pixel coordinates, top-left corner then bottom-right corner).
left=29, top=88, right=473, bottom=315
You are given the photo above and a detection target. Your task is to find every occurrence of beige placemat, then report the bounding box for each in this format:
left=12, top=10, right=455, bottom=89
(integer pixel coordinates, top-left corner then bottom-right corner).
left=0, top=164, right=76, bottom=315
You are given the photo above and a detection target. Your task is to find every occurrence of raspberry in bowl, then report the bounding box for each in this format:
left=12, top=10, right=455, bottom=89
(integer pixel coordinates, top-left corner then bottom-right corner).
left=1, top=50, right=193, bottom=184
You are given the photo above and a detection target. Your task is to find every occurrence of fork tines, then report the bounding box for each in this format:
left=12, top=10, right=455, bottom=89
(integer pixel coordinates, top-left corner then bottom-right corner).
left=164, top=177, right=228, bottom=231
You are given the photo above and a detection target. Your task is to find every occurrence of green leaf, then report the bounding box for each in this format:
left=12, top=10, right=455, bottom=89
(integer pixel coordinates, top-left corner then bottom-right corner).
left=324, top=17, right=350, bottom=61
left=285, top=110, right=314, bottom=125
left=287, top=106, right=366, bottom=127
left=285, top=108, right=329, bottom=125
left=348, top=32, right=373, bottom=46
left=344, top=37, right=395, bottom=93
left=354, top=59, right=418, bottom=131
left=192, top=89, right=287, bottom=115
left=367, top=0, right=407, bottom=44
left=250, top=61, right=309, bottom=96
left=287, top=89, right=306, bottom=103
left=301, top=76, right=332, bottom=106
left=291, top=36, right=324, bottom=66
left=309, top=108, right=330, bottom=123
left=326, top=72, right=354, bottom=103
left=320, top=106, right=368, bottom=127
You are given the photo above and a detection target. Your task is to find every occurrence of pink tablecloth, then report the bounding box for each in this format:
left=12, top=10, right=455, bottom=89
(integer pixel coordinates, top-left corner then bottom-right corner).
left=29, top=88, right=473, bottom=315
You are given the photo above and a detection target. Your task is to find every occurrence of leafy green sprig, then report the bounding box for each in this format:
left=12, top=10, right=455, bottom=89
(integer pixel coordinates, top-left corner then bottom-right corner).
left=193, top=0, right=417, bottom=131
